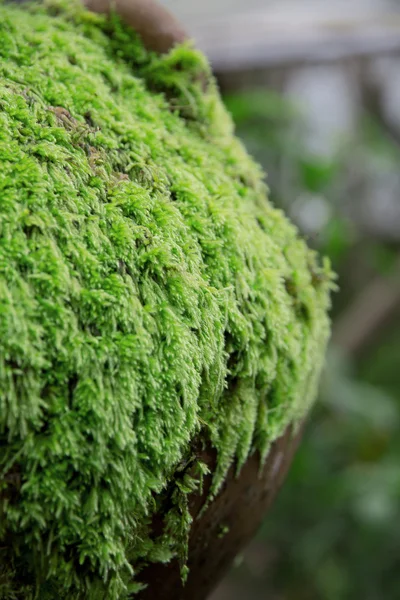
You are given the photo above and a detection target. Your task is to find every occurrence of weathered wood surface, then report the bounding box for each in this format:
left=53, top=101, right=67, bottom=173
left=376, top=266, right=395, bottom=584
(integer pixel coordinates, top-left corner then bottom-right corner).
left=193, top=16, right=400, bottom=71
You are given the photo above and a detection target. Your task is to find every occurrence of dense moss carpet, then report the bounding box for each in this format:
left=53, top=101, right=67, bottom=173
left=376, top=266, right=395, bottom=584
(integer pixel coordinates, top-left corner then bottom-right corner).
left=0, top=2, right=332, bottom=597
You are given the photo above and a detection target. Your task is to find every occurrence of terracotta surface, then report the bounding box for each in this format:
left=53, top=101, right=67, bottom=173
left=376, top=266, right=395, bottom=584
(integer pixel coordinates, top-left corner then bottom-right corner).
left=84, top=0, right=188, bottom=53
left=3, top=5, right=305, bottom=599
left=139, top=423, right=304, bottom=600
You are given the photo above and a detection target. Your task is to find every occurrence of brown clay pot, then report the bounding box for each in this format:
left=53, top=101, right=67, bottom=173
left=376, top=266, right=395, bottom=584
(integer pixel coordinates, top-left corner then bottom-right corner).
left=138, top=423, right=304, bottom=600
left=6, top=4, right=308, bottom=598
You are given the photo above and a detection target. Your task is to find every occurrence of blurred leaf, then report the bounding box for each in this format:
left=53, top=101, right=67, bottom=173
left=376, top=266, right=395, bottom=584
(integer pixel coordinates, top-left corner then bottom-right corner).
left=300, top=158, right=338, bottom=193
left=321, top=217, right=355, bottom=263
left=224, top=90, right=296, bottom=124
left=367, top=244, right=399, bottom=277
left=345, top=462, right=400, bottom=525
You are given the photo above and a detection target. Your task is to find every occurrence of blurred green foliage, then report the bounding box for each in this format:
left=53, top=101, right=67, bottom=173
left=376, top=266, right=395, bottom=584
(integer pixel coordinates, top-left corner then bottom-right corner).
left=258, top=350, right=400, bottom=600
left=217, top=89, right=400, bottom=600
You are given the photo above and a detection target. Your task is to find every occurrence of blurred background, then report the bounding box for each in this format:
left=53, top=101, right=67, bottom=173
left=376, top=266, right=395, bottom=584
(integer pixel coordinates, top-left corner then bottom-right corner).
left=163, top=1, right=400, bottom=599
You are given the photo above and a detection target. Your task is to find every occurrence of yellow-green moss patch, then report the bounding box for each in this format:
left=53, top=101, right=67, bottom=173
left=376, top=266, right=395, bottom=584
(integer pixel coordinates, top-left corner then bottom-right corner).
left=0, top=2, right=333, bottom=597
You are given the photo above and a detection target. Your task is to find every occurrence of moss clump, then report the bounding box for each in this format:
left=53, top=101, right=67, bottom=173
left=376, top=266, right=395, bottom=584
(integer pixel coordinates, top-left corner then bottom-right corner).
left=0, top=1, right=333, bottom=598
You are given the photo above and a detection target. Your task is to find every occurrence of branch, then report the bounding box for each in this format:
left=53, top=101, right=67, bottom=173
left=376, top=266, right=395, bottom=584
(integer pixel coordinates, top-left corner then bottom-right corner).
left=362, top=70, right=400, bottom=149
left=332, top=256, right=400, bottom=357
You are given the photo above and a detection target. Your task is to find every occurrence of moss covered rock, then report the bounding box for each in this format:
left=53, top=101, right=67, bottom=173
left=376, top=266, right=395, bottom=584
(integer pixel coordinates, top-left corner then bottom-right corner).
left=0, top=1, right=333, bottom=598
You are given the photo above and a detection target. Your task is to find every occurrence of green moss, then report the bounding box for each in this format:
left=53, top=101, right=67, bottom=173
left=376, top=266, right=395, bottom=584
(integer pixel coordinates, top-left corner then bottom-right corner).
left=0, top=1, right=333, bottom=597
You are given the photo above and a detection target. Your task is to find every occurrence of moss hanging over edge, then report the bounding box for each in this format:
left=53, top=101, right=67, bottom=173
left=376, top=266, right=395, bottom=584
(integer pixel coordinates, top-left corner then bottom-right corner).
left=0, top=1, right=334, bottom=598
